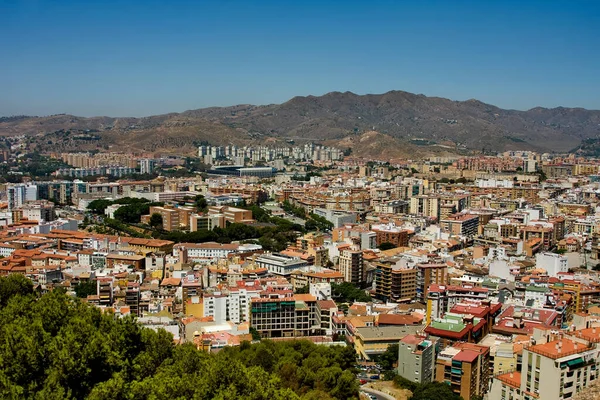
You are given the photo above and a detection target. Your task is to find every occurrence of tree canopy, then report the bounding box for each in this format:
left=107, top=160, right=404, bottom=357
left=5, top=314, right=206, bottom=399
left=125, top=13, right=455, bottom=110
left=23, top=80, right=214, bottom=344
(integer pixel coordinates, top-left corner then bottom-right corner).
left=331, top=282, right=371, bottom=303
left=393, top=374, right=463, bottom=400
left=149, top=213, right=163, bottom=229
left=0, top=275, right=359, bottom=400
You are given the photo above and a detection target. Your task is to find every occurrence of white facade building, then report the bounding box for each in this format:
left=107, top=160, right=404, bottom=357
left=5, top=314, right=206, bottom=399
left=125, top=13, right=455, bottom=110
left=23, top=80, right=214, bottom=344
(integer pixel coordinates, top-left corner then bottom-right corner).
left=536, top=252, right=568, bottom=277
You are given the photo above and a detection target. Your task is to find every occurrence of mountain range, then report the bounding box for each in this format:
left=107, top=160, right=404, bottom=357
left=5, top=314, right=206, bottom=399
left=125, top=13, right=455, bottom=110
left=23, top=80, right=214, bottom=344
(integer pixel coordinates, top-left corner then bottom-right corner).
left=2, top=90, right=600, bottom=158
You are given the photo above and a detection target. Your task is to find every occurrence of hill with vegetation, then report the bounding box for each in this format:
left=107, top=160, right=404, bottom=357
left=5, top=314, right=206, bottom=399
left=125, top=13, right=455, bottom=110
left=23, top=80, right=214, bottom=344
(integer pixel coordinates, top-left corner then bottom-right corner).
left=0, top=274, right=358, bottom=400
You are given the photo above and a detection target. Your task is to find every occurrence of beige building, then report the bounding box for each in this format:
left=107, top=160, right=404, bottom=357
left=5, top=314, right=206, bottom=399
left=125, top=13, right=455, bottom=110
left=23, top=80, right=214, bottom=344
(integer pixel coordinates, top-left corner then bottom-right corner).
left=338, top=245, right=364, bottom=285
left=148, top=206, right=180, bottom=231
left=410, top=195, right=440, bottom=219
left=435, top=343, right=490, bottom=400
left=374, top=260, right=416, bottom=302
left=489, top=327, right=600, bottom=400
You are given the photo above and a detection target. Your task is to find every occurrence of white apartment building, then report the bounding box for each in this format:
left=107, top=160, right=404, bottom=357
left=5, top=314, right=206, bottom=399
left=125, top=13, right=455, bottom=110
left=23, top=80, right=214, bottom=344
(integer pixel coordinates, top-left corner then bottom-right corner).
left=20, top=202, right=55, bottom=222
left=202, top=287, right=261, bottom=324
left=7, top=184, right=38, bottom=210
left=489, top=327, right=600, bottom=400
left=536, top=252, right=568, bottom=277
left=255, top=253, right=309, bottom=276
left=178, top=242, right=241, bottom=261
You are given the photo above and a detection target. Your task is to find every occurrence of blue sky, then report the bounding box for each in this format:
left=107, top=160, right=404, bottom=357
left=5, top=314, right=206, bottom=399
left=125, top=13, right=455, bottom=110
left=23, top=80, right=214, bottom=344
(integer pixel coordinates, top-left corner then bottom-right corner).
left=1, top=0, right=598, bottom=117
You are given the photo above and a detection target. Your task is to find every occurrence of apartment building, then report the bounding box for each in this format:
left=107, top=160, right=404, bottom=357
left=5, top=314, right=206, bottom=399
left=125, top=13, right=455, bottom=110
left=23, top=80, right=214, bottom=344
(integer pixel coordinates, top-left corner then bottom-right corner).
left=416, top=263, right=448, bottom=303
left=316, top=299, right=338, bottom=335
left=374, top=260, right=416, bottom=302
left=397, top=334, right=436, bottom=383
left=426, top=284, right=489, bottom=323
left=489, top=328, right=600, bottom=400
left=19, top=202, right=55, bottom=222
left=178, top=242, right=241, bottom=261
left=97, top=277, right=114, bottom=306
left=207, top=205, right=253, bottom=224
left=7, top=184, right=38, bottom=210
left=290, top=269, right=344, bottom=290
left=339, top=246, right=364, bottom=285
left=203, top=287, right=261, bottom=324
left=189, top=213, right=222, bottom=231
left=371, top=223, right=410, bottom=247
left=410, top=195, right=440, bottom=219
left=535, top=252, right=568, bottom=278
left=435, top=343, right=490, bottom=400
left=440, top=213, right=480, bottom=237
left=354, top=326, right=421, bottom=360
left=125, top=282, right=141, bottom=317
left=255, top=253, right=309, bottom=276
left=332, top=224, right=377, bottom=249
left=148, top=206, right=180, bottom=231
left=250, top=294, right=318, bottom=338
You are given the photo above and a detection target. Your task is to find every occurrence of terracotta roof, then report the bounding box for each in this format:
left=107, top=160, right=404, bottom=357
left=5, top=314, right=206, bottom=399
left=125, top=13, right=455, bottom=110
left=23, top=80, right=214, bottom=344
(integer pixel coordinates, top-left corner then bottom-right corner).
left=527, top=338, right=593, bottom=359
left=160, top=277, right=181, bottom=286
left=317, top=300, right=337, bottom=309
left=453, top=349, right=480, bottom=363
left=294, top=294, right=316, bottom=302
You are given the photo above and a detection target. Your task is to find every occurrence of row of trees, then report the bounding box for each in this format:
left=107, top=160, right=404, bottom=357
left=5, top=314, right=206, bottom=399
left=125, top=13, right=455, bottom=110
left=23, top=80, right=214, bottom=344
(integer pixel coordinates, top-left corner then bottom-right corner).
left=282, top=201, right=334, bottom=232
left=0, top=274, right=359, bottom=400
left=88, top=197, right=166, bottom=224
left=87, top=197, right=328, bottom=252
left=393, top=374, right=464, bottom=400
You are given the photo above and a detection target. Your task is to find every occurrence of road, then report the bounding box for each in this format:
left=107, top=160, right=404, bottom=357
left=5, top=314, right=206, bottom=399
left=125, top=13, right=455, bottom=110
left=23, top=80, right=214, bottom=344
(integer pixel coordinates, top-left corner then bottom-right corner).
left=361, top=385, right=396, bottom=400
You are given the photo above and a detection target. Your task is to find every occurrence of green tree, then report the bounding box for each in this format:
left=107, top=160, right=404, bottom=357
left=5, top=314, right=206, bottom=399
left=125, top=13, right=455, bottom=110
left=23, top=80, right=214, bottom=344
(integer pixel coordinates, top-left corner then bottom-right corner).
left=378, top=242, right=396, bottom=251
left=250, top=328, right=262, bottom=341
left=0, top=278, right=359, bottom=399
left=0, top=273, right=33, bottom=306
left=410, top=381, right=463, bottom=400
left=295, top=285, right=310, bottom=294
left=74, top=280, right=97, bottom=298
left=87, top=199, right=113, bottom=214
left=149, top=213, right=164, bottom=229
left=331, top=282, right=371, bottom=303
left=194, top=195, right=208, bottom=212
left=379, top=343, right=399, bottom=371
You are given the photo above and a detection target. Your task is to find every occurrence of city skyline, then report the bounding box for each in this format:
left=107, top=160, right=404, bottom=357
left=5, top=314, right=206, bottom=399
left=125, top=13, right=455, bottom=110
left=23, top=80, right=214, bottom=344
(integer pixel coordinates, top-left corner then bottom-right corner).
left=1, top=0, right=599, bottom=117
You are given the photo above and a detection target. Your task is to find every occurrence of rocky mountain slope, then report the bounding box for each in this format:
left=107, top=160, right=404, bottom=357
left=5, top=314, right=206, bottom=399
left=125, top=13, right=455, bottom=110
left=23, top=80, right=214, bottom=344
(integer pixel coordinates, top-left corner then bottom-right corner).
left=2, top=90, right=599, bottom=157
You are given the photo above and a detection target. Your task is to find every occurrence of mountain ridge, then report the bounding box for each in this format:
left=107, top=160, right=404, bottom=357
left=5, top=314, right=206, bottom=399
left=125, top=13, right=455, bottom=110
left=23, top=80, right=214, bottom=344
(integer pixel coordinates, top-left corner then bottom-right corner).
left=2, top=90, right=600, bottom=158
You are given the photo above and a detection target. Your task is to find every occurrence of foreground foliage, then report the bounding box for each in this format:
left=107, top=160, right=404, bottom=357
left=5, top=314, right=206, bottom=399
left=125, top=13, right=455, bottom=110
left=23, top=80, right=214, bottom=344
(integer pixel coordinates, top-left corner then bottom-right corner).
left=393, top=374, right=464, bottom=400
left=0, top=275, right=359, bottom=400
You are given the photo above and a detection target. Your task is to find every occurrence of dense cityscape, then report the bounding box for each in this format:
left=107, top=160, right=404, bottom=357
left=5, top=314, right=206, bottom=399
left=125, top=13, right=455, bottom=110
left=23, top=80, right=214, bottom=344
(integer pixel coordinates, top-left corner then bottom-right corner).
left=1, top=137, right=600, bottom=399
left=3, top=0, right=599, bottom=399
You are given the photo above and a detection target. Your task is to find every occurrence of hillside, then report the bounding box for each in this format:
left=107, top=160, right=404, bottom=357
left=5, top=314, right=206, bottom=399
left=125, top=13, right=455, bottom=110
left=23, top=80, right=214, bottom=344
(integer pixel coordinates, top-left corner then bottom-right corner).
left=0, top=274, right=359, bottom=400
left=2, top=90, right=600, bottom=157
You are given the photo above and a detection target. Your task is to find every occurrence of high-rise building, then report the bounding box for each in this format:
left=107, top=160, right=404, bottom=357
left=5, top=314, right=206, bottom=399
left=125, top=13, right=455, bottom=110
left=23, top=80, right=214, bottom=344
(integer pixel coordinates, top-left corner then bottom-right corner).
left=7, top=183, right=38, bottom=210
left=435, top=343, right=490, bottom=400
left=250, top=294, right=318, bottom=338
left=374, top=261, right=416, bottom=302
left=139, top=159, right=155, bottom=174
left=416, top=263, right=448, bottom=303
left=489, top=328, right=600, bottom=400
left=398, top=334, right=436, bottom=384
left=410, top=195, right=440, bottom=219
left=339, top=246, right=364, bottom=285
left=125, top=282, right=141, bottom=317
